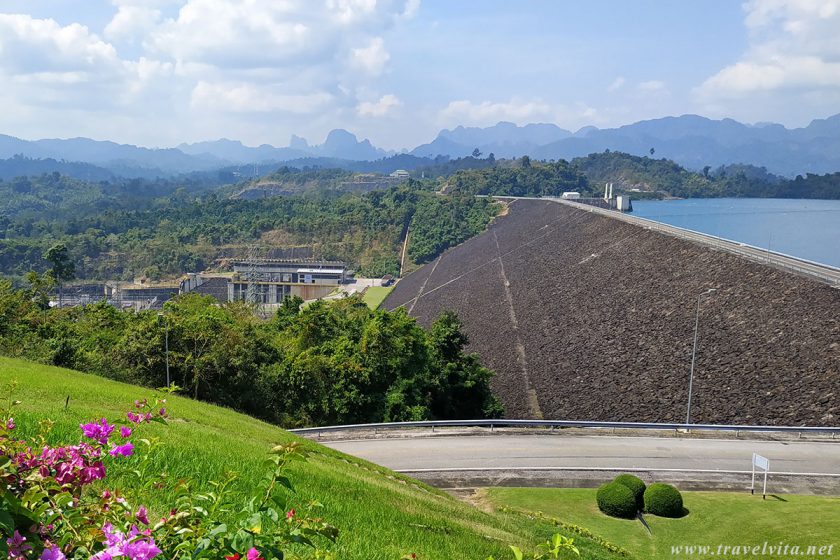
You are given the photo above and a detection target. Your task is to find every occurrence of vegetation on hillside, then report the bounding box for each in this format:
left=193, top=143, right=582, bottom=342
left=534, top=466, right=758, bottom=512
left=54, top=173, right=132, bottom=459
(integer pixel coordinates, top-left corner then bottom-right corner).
left=447, top=157, right=591, bottom=197
left=572, top=151, right=840, bottom=199
left=0, top=358, right=626, bottom=559
left=0, top=280, right=502, bottom=427
left=0, top=177, right=498, bottom=283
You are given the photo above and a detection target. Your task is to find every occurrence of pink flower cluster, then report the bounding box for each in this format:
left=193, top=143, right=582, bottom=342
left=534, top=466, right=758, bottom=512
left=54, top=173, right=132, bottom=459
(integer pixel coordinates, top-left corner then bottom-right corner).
left=13, top=417, right=137, bottom=488
left=80, top=418, right=115, bottom=446
left=89, top=523, right=161, bottom=560
left=14, top=442, right=106, bottom=487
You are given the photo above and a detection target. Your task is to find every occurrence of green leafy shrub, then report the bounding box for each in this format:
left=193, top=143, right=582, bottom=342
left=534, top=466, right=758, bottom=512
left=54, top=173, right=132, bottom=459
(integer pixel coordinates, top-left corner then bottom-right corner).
left=596, top=482, right=637, bottom=519
left=644, top=483, right=685, bottom=518
left=613, top=474, right=646, bottom=509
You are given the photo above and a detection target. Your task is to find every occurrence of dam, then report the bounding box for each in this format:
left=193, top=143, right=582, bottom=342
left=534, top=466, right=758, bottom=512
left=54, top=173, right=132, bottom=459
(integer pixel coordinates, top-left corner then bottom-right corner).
left=384, top=198, right=840, bottom=426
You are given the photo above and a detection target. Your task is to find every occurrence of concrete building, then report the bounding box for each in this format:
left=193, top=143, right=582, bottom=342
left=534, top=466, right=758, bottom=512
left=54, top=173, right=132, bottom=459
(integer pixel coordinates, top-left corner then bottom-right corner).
left=226, top=259, right=347, bottom=303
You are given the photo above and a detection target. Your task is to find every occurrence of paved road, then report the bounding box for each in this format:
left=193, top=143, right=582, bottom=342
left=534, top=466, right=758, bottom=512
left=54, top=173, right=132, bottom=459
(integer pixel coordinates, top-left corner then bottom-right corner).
left=324, top=434, right=840, bottom=476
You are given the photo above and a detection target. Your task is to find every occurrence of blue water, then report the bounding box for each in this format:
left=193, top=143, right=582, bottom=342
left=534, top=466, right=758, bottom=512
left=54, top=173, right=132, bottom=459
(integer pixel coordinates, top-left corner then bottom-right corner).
left=631, top=198, right=840, bottom=268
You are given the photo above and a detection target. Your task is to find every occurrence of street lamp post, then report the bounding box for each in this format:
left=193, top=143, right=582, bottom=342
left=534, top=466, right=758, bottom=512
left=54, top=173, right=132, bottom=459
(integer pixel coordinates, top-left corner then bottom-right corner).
left=158, top=312, right=170, bottom=388
left=686, top=288, right=717, bottom=426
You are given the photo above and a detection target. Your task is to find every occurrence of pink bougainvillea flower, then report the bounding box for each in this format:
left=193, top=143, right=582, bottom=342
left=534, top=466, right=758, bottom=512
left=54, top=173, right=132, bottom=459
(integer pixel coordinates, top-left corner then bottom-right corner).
left=7, top=530, right=32, bottom=558
left=136, top=505, right=149, bottom=525
left=286, top=509, right=295, bottom=519
left=122, top=538, right=162, bottom=560
left=158, top=408, right=166, bottom=418
left=80, top=418, right=115, bottom=446
left=6, top=417, right=14, bottom=430
left=39, top=543, right=66, bottom=560
left=109, top=442, right=134, bottom=457
left=120, top=426, right=132, bottom=438
left=126, top=411, right=141, bottom=424
left=91, top=524, right=161, bottom=560
left=224, top=555, right=241, bottom=560
left=246, top=548, right=264, bottom=560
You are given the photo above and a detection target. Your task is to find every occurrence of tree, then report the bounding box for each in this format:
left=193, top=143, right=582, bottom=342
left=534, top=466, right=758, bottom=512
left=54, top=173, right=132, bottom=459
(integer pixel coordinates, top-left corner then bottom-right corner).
left=44, top=243, right=75, bottom=308
left=487, top=152, right=496, bottom=164
left=471, top=148, right=482, bottom=158
left=520, top=155, right=531, bottom=168
left=649, top=147, right=655, bottom=156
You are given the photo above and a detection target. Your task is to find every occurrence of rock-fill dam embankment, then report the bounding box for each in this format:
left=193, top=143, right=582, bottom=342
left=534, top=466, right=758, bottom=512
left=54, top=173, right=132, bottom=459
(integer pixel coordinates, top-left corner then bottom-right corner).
left=384, top=199, right=840, bottom=426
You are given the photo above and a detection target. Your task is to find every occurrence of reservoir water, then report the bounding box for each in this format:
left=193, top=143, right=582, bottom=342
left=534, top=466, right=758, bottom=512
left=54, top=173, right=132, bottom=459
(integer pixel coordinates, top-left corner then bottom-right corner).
left=631, top=198, right=840, bottom=269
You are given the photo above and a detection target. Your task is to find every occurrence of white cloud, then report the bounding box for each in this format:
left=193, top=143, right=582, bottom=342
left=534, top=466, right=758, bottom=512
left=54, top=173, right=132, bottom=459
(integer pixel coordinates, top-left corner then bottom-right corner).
left=0, top=14, right=120, bottom=75
left=0, top=1, right=419, bottom=146
left=439, top=98, right=555, bottom=125
left=607, top=77, right=625, bottom=92
left=637, top=80, right=668, bottom=94
left=351, top=37, right=390, bottom=76
left=105, top=5, right=162, bottom=42
left=696, top=0, right=840, bottom=99
left=357, top=93, right=401, bottom=116
left=191, top=81, right=333, bottom=113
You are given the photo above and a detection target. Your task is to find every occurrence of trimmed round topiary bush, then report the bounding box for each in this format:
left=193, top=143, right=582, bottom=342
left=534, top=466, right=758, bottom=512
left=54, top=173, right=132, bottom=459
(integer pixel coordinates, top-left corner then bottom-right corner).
left=613, top=473, right=646, bottom=509
left=596, top=481, right=637, bottom=519
left=644, top=483, right=685, bottom=518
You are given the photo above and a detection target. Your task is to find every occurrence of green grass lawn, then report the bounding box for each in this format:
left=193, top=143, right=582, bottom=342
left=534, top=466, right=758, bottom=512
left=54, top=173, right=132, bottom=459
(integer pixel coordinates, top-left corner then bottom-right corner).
left=487, top=487, right=840, bottom=560
left=362, top=286, right=394, bottom=309
left=1, top=357, right=623, bottom=560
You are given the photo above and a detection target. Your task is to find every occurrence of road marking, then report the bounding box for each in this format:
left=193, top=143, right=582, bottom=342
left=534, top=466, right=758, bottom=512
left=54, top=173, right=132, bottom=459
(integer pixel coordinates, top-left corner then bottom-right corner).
left=395, top=466, right=840, bottom=477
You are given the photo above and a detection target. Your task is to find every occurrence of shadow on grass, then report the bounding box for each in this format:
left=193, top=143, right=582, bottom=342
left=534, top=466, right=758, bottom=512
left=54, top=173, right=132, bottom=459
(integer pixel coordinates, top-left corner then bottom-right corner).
left=768, top=494, right=788, bottom=502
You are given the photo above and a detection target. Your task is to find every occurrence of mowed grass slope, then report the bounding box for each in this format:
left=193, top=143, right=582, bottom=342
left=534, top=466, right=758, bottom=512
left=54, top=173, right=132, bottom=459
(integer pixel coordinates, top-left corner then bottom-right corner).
left=362, top=286, right=394, bottom=309
left=2, top=357, right=624, bottom=560
left=487, top=488, right=840, bottom=560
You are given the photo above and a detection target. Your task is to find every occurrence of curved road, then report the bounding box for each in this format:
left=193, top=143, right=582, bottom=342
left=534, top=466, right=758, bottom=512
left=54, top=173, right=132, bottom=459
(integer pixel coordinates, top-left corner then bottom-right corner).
left=322, top=434, right=840, bottom=493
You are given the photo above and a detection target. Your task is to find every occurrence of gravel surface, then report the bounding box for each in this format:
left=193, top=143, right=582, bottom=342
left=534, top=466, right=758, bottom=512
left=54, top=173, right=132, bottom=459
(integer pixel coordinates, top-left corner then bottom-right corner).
left=384, top=199, right=840, bottom=426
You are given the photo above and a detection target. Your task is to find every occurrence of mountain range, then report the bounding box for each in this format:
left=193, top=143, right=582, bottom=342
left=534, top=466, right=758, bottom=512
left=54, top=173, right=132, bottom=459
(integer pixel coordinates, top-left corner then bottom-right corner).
left=2, top=113, right=839, bottom=178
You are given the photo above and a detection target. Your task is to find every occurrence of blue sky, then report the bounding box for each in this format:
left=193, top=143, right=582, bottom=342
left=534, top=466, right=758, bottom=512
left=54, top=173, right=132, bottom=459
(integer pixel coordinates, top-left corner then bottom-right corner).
left=0, top=1, right=837, bottom=149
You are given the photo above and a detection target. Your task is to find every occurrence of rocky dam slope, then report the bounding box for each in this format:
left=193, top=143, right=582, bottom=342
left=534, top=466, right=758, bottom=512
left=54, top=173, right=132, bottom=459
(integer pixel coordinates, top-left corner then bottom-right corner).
left=384, top=199, right=840, bottom=426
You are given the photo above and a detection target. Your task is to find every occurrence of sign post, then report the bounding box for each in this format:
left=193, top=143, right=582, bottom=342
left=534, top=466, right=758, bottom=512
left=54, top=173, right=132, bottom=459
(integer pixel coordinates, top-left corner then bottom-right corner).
left=751, top=453, right=770, bottom=499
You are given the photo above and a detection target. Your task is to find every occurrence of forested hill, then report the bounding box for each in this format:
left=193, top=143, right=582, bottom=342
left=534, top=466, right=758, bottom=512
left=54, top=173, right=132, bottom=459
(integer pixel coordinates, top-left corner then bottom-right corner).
left=444, top=153, right=840, bottom=200
left=571, top=151, right=840, bottom=199
left=0, top=173, right=498, bottom=284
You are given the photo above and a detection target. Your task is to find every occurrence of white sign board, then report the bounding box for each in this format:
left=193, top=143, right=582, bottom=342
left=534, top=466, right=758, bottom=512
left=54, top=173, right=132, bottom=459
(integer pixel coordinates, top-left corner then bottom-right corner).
left=751, top=453, right=770, bottom=499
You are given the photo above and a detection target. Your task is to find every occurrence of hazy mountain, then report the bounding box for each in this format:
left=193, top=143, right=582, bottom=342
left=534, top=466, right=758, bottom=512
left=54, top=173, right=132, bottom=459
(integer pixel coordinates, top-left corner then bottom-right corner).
left=317, top=129, right=388, bottom=160
left=0, top=135, right=223, bottom=175
left=412, top=121, right=572, bottom=159
left=2, top=114, right=838, bottom=179
left=530, top=114, right=840, bottom=176
left=411, top=114, right=840, bottom=176
left=178, top=138, right=311, bottom=164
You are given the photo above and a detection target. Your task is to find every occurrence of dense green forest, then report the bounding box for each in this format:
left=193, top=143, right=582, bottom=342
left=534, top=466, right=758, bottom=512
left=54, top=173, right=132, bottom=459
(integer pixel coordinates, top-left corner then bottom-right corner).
left=0, top=282, right=502, bottom=426
left=0, top=173, right=498, bottom=283
left=446, top=157, right=592, bottom=197
left=572, top=151, right=840, bottom=199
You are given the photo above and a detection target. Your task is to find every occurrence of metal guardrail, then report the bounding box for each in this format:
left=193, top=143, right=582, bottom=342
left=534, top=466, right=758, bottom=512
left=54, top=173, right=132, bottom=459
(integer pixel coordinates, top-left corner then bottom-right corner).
left=289, top=419, right=840, bottom=436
